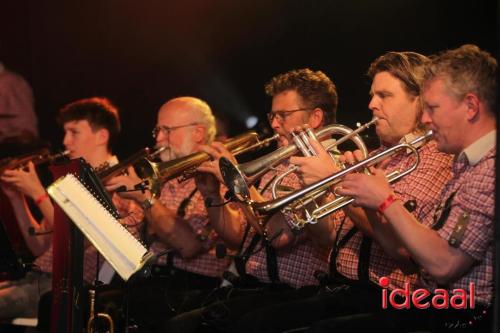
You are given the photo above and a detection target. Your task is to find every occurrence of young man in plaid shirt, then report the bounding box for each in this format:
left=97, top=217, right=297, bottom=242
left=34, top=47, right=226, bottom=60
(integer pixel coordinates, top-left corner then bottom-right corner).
left=0, top=97, right=144, bottom=322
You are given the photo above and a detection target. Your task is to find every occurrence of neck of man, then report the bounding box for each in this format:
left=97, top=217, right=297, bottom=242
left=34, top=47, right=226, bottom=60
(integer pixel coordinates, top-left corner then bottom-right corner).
left=460, top=116, right=497, bottom=152
left=85, top=148, right=113, bottom=169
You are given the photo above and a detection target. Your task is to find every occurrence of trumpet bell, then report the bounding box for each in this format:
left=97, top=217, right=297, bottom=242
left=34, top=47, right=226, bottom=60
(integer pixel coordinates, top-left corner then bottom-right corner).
left=220, top=156, right=251, bottom=202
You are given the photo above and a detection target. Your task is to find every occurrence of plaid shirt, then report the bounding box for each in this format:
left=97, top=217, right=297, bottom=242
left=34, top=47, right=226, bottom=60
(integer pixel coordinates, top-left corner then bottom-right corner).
left=150, top=178, right=231, bottom=277
left=419, top=132, right=495, bottom=306
left=35, top=193, right=144, bottom=283
left=335, top=136, right=453, bottom=291
left=243, top=160, right=330, bottom=289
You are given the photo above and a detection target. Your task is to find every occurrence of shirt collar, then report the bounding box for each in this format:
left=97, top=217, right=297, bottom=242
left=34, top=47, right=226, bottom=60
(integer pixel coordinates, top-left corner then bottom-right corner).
left=458, top=130, right=496, bottom=166
left=107, top=155, right=119, bottom=167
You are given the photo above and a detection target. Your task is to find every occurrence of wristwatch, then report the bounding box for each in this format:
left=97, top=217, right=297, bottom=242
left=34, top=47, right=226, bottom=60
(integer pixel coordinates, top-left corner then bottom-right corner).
left=140, top=197, right=156, bottom=211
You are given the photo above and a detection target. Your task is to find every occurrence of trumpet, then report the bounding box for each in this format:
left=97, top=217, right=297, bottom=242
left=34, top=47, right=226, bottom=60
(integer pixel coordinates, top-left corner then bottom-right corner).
left=247, top=130, right=433, bottom=229
left=219, top=118, right=378, bottom=204
left=131, top=131, right=279, bottom=197
left=96, top=146, right=166, bottom=182
left=0, top=149, right=70, bottom=174
left=87, top=289, right=114, bottom=333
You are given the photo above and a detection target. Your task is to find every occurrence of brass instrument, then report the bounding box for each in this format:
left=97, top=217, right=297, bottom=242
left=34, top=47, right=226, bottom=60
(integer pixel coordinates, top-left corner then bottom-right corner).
left=0, top=149, right=70, bottom=174
left=235, top=130, right=433, bottom=229
left=87, top=289, right=114, bottom=333
left=133, top=131, right=279, bottom=197
left=219, top=118, right=378, bottom=205
left=97, top=146, right=166, bottom=182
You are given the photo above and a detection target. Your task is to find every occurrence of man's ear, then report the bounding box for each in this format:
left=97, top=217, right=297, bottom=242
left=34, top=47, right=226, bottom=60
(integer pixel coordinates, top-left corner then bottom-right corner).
left=464, top=93, right=480, bottom=121
left=96, top=128, right=110, bottom=147
left=193, top=124, right=207, bottom=144
left=309, top=108, right=325, bottom=128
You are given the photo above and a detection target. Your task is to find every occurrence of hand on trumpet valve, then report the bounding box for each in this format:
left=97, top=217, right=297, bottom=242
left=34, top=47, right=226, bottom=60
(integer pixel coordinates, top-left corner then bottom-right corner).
left=0, top=161, right=45, bottom=199
left=197, top=142, right=237, bottom=183
left=290, top=137, right=340, bottom=185
left=336, top=168, right=394, bottom=211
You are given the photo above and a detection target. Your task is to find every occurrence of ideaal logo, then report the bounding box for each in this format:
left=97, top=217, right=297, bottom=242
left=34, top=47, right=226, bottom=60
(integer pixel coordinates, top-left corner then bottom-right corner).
left=379, top=277, right=475, bottom=310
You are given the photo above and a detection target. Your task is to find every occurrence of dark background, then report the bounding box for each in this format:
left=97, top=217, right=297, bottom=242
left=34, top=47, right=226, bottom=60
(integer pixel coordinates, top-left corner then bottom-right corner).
left=0, top=0, right=497, bottom=157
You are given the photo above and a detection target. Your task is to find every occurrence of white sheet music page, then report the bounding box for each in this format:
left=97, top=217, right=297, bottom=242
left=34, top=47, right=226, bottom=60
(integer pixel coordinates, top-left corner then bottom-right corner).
left=47, top=173, right=152, bottom=281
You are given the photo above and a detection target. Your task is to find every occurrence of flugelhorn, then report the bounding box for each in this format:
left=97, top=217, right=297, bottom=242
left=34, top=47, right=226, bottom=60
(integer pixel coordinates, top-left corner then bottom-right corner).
left=0, top=149, right=70, bottom=174
left=132, top=131, right=279, bottom=197
left=97, top=146, right=166, bottom=183
left=219, top=118, right=378, bottom=204
left=246, top=130, right=433, bottom=229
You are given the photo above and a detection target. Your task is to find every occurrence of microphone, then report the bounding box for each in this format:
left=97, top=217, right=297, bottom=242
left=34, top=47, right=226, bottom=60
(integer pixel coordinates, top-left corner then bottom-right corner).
left=215, top=243, right=228, bottom=259
left=29, top=227, right=53, bottom=236
left=314, top=270, right=330, bottom=286
left=116, top=181, right=150, bottom=193
left=222, top=270, right=240, bottom=285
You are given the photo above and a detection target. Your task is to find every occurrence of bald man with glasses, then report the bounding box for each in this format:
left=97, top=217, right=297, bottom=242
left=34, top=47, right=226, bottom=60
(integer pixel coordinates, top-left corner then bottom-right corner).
left=106, top=96, right=244, bottom=331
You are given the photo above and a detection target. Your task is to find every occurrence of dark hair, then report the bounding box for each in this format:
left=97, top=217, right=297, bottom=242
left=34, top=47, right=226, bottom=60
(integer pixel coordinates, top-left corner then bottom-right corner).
left=58, top=97, right=121, bottom=151
left=265, top=68, right=338, bottom=125
left=423, top=44, right=497, bottom=115
left=367, top=51, right=430, bottom=98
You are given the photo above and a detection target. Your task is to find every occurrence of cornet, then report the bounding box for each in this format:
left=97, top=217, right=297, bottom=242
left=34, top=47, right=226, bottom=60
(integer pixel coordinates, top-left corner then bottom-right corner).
left=246, top=130, right=433, bottom=229
left=0, top=149, right=70, bottom=174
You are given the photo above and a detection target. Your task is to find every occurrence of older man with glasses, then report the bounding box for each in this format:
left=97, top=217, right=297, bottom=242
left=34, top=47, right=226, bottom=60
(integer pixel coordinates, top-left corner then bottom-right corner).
left=163, top=68, right=339, bottom=333
left=106, top=96, right=244, bottom=331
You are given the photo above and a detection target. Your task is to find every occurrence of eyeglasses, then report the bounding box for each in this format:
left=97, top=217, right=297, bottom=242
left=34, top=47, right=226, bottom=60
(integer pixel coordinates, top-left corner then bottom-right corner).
left=266, top=108, right=313, bottom=124
left=152, top=123, right=199, bottom=139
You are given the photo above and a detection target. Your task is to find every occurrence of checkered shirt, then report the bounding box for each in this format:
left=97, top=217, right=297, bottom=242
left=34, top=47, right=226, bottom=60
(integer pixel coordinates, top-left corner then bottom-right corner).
left=243, top=160, right=330, bottom=288
left=419, top=146, right=495, bottom=306
left=150, top=178, right=231, bottom=277
left=335, top=139, right=453, bottom=291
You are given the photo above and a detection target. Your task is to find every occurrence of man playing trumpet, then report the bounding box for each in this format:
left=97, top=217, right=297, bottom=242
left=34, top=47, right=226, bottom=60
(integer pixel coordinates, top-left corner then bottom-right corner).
left=105, top=96, right=242, bottom=330
left=228, top=51, right=455, bottom=332
left=328, top=44, right=496, bottom=332
left=165, top=68, right=338, bottom=332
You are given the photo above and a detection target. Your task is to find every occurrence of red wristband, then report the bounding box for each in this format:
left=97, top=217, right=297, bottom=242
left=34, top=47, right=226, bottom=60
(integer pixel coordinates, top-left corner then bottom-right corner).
left=35, top=193, right=49, bottom=205
left=377, top=194, right=397, bottom=214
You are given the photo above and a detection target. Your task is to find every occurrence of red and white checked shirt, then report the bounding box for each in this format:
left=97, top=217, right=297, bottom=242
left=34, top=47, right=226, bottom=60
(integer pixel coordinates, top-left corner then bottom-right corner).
left=243, top=160, right=330, bottom=289
left=419, top=131, right=495, bottom=306
left=150, top=178, right=232, bottom=277
left=335, top=134, right=453, bottom=291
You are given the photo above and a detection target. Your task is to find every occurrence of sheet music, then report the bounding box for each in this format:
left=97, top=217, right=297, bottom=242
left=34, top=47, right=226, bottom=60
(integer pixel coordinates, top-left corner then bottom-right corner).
left=47, top=173, right=152, bottom=281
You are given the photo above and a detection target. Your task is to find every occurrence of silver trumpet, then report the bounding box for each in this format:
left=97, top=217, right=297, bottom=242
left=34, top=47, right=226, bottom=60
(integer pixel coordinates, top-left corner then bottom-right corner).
left=246, top=130, right=433, bottom=229
left=220, top=117, right=378, bottom=206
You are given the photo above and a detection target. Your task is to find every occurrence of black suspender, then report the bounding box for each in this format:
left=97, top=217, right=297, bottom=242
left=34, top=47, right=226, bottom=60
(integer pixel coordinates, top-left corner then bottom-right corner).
left=165, top=187, right=198, bottom=271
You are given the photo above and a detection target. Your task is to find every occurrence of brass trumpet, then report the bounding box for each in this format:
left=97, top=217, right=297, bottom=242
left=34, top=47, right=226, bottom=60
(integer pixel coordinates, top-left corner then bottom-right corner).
left=0, top=149, right=70, bottom=174
left=97, top=146, right=166, bottom=182
left=132, top=131, right=279, bottom=197
left=219, top=118, right=378, bottom=205
left=246, top=130, right=433, bottom=229
left=87, top=289, right=114, bottom=333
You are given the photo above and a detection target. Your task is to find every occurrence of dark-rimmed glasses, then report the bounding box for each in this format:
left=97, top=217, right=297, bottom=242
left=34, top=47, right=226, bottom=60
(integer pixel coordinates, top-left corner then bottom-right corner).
left=267, top=108, right=313, bottom=124
left=152, top=123, right=200, bottom=139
